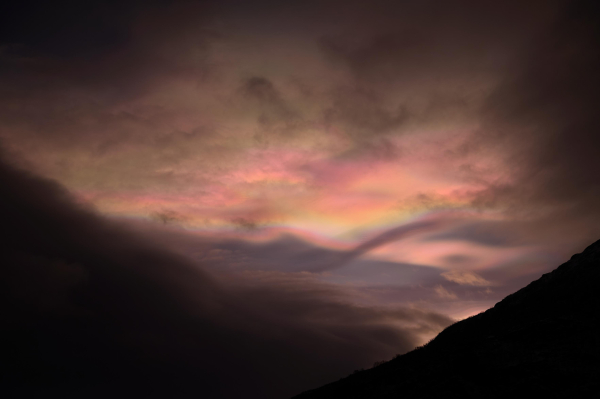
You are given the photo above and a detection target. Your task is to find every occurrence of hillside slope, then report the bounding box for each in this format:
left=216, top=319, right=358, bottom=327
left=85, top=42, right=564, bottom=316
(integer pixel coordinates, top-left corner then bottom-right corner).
left=294, top=240, right=600, bottom=398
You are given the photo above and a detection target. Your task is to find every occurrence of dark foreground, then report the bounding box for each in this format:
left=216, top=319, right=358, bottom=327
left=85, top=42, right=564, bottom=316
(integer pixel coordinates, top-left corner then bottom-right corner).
left=294, top=240, right=600, bottom=398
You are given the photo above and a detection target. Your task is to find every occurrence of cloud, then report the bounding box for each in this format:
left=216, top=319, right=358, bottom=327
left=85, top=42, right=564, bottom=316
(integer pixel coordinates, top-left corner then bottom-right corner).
left=434, top=285, right=457, bottom=300
left=441, top=270, right=491, bottom=287
left=151, top=209, right=187, bottom=225
left=241, top=77, right=285, bottom=106
left=323, top=86, right=410, bottom=139
left=0, top=152, right=452, bottom=398
left=425, top=220, right=526, bottom=248
left=0, top=0, right=137, bottom=58
left=465, top=0, right=600, bottom=249
left=2, top=1, right=600, bottom=394
left=238, top=76, right=303, bottom=141
left=230, top=216, right=259, bottom=230
left=307, top=218, right=449, bottom=272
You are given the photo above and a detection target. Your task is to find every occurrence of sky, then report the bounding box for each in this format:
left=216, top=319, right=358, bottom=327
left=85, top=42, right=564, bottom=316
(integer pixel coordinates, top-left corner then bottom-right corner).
left=2, top=0, right=600, bottom=397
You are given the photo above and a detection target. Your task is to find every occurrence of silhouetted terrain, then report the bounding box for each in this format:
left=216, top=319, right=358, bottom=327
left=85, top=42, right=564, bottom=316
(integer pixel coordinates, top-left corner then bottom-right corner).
left=295, top=240, right=600, bottom=398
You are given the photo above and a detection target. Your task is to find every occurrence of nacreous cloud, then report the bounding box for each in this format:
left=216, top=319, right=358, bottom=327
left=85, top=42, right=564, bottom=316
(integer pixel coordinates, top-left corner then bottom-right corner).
left=0, top=153, right=452, bottom=398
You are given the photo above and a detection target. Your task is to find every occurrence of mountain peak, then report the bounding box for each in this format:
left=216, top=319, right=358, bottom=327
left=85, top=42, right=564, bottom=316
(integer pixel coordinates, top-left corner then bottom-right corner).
left=295, top=240, right=600, bottom=398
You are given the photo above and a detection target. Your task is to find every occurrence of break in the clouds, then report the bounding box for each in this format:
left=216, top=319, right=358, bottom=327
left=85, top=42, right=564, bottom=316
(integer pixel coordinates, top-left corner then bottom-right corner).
left=1, top=0, right=600, bottom=396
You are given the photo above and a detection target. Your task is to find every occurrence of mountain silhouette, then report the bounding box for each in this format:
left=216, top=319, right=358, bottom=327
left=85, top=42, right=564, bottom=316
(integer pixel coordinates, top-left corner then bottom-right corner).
left=294, top=240, right=600, bottom=398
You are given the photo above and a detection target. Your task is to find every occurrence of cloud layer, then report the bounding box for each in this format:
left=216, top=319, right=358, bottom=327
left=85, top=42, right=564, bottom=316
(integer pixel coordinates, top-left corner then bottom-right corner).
left=0, top=154, right=451, bottom=398
left=2, top=0, right=600, bottom=396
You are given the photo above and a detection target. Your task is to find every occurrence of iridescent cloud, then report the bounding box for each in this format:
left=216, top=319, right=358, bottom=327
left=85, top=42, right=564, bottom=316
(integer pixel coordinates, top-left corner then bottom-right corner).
left=1, top=0, right=598, bottom=324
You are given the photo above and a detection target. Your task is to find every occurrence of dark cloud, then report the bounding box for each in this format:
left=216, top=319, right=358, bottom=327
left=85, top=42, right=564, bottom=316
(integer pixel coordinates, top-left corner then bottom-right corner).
left=323, top=86, right=410, bottom=139
left=0, top=0, right=217, bottom=124
left=239, top=76, right=302, bottom=141
left=188, top=218, right=448, bottom=275
left=441, top=254, right=475, bottom=266
left=310, top=1, right=555, bottom=149
left=338, top=137, right=402, bottom=161
left=230, top=216, right=259, bottom=230
left=197, top=220, right=447, bottom=274
left=325, top=219, right=449, bottom=272
left=145, top=230, right=345, bottom=273
left=425, top=221, right=526, bottom=248
left=152, top=209, right=187, bottom=225
left=0, top=0, right=222, bottom=186
left=0, top=0, right=135, bottom=58
left=470, top=0, right=600, bottom=247
left=319, top=0, right=552, bottom=82
left=242, top=77, right=284, bottom=105
left=0, top=153, right=452, bottom=398
left=0, top=0, right=216, bottom=59
left=126, top=220, right=520, bottom=309
left=322, top=259, right=443, bottom=287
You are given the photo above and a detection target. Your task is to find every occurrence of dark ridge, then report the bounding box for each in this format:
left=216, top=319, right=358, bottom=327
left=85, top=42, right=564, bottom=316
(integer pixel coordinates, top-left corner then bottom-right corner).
left=294, top=239, right=600, bottom=398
